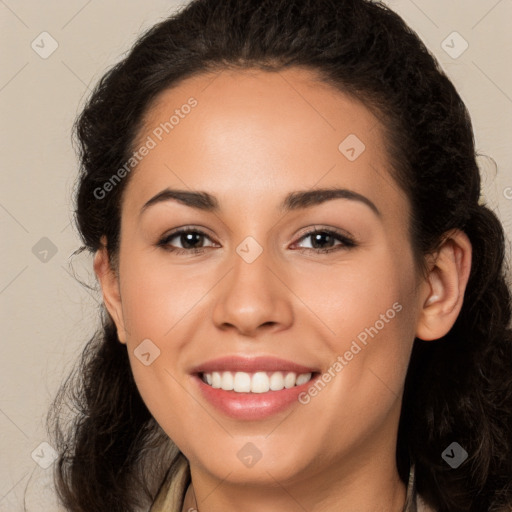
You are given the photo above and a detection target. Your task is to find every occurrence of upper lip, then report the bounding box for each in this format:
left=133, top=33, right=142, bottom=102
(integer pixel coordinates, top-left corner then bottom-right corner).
left=191, top=355, right=319, bottom=375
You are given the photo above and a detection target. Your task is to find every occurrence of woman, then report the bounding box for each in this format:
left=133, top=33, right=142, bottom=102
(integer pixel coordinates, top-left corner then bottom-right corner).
left=48, top=0, right=512, bottom=511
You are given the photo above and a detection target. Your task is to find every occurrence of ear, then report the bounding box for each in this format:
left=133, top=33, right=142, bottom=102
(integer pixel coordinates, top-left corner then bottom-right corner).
left=93, top=237, right=127, bottom=344
left=416, top=229, right=472, bottom=341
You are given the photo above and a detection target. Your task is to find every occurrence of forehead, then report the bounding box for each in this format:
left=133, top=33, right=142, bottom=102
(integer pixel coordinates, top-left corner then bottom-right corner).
left=124, top=67, right=405, bottom=220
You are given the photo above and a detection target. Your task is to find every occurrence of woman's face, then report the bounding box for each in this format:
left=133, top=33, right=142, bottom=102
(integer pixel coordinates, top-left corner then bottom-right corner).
left=103, top=67, right=428, bottom=488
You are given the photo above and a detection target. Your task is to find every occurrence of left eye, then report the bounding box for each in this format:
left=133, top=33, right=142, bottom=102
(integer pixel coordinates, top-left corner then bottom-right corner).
left=293, top=229, right=356, bottom=253
left=157, top=227, right=356, bottom=254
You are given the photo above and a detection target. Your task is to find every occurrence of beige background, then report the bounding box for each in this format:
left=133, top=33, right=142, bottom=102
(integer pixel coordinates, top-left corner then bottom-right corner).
left=1, top=1, right=511, bottom=510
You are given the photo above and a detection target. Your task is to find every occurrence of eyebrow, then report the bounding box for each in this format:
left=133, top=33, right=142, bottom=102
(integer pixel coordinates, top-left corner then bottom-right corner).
left=140, top=187, right=381, bottom=218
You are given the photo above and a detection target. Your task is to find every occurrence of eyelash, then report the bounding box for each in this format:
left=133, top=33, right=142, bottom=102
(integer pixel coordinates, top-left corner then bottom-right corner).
left=156, top=227, right=357, bottom=256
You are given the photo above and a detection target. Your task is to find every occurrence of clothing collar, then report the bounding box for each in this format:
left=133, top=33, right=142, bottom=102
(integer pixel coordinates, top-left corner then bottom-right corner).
left=403, top=463, right=417, bottom=512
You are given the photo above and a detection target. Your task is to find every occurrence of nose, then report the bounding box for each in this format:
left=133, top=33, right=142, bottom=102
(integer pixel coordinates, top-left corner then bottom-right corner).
left=211, top=246, right=294, bottom=337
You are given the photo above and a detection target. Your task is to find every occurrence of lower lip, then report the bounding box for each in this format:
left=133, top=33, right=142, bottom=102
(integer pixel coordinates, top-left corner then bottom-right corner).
left=193, top=374, right=319, bottom=420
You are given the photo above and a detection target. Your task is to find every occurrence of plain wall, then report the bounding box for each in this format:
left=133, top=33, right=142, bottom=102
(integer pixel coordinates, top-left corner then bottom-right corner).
left=1, top=1, right=511, bottom=510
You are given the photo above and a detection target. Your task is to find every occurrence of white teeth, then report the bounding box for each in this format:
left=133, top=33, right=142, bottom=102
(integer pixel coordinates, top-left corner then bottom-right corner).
left=201, top=371, right=313, bottom=393
left=221, top=371, right=234, bottom=390
left=233, top=372, right=251, bottom=392
left=251, top=372, right=269, bottom=393
left=296, top=373, right=311, bottom=386
left=211, top=371, right=222, bottom=388
left=269, top=372, right=285, bottom=391
left=284, top=372, right=296, bottom=389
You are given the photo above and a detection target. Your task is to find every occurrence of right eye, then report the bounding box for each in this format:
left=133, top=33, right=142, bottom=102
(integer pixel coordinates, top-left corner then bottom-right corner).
left=157, top=228, right=219, bottom=255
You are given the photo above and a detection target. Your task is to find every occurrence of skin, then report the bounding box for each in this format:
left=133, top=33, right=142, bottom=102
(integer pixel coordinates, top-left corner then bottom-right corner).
left=94, top=67, right=472, bottom=512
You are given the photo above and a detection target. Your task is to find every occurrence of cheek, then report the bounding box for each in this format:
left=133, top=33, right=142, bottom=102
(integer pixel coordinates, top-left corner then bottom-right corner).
left=296, top=246, right=418, bottom=394
left=117, top=253, right=220, bottom=437
left=119, top=253, right=212, bottom=340
left=291, top=268, right=415, bottom=453
left=292, top=247, right=414, bottom=342
left=126, top=352, right=206, bottom=455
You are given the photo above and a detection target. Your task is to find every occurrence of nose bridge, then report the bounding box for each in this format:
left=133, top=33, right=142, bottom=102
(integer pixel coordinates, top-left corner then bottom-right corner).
left=211, top=236, right=293, bottom=334
left=227, top=237, right=278, bottom=309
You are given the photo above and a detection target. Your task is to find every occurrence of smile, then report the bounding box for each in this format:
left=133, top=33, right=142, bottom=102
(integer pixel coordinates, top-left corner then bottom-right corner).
left=191, top=355, right=321, bottom=420
left=201, top=370, right=314, bottom=393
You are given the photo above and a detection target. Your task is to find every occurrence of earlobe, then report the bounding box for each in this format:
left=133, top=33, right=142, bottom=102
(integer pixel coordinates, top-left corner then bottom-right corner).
left=416, top=230, right=472, bottom=341
left=93, top=239, right=127, bottom=344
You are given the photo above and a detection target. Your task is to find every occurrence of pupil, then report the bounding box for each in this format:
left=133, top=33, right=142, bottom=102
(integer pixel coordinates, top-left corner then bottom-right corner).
left=312, top=232, right=333, bottom=249
left=182, top=232, right=202, bottom=249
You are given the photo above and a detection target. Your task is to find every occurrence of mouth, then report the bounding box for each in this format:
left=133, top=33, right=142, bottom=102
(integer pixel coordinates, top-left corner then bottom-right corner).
left=190, top=355, right=321, bottom=420
left=199, top=370, right=315, bottom=393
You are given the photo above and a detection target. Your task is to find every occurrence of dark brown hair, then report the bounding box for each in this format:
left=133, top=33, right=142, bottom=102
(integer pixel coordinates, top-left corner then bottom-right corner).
left=47, top=0, right=512, bottom=511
